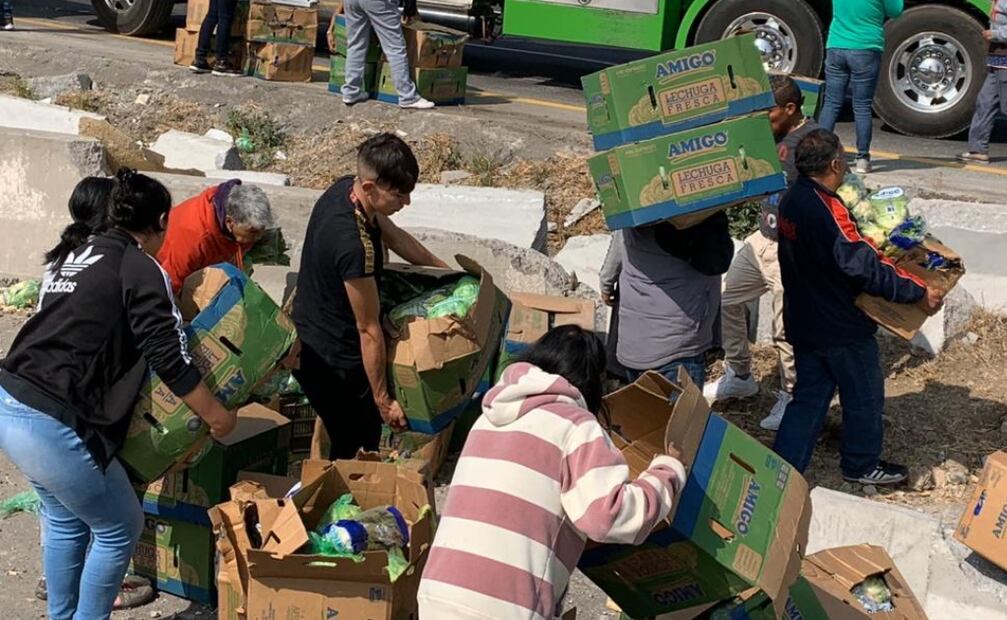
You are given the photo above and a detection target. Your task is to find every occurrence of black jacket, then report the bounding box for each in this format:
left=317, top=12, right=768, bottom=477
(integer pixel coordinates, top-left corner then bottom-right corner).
left=1, top=229, right=202, bottom=467
left=778, top=176, right=926, bottom=350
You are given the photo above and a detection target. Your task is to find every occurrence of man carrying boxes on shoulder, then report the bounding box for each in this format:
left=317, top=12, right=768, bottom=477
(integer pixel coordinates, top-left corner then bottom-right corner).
left=773, top=129, right=943, bottom=486
left=292, top=133, right=447, bottom=459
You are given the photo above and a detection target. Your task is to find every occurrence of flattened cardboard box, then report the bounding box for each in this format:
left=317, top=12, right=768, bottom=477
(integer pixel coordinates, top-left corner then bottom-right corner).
left=186, top=0, right=249, bottom=37
left=856, top=235, right=964, bottom=341
left=173, top=28, right=246, bottom=68
left=244, top=41, right=314, bottom=82
left=402, top=20, right=468, bottom=69
left=579, top=369, right=810, bottom=619
left=375, top=63, right=468, bottom=106
left=382, top=256, right=508, bottom=434
left=497, top=292, right=596, bottom=379
left=209, top=460, right=435, bottom=620
left=120, top=264, right=297, bottom=483
left=582, top=34, right=774, bottom=151
left=246, top=0, right=318, bottom=46
left=956, top=451, right=1007, bottom=571
left=131, top=514, right=215, bottom=604
left=589, top=114, right=785, bottom=230
left=328, top=54, right=377, bottom=94
left=328, top=13, right=382, bottom=62
left=135, top=403, right=290, bottom=526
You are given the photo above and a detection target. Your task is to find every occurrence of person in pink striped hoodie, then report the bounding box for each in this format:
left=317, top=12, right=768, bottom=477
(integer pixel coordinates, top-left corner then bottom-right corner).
left=418, top=325, right=688, bottom=620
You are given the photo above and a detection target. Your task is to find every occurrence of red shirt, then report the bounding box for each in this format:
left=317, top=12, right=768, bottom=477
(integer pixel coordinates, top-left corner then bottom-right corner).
left=157, top=184, right=248, bottom=294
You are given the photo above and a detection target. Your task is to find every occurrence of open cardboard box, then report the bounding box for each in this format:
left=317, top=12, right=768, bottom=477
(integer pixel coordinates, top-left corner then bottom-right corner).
left=309, top=419, right=455, bottom=479
left=496, top=292, right=596, bottom=379
left=955, top=451, right=1007, bottom=571
left=580, top=369, right=811, bottom=619
left=856, top=235, right=965, bottom=341
left=209, top=460, right=435, bottom=620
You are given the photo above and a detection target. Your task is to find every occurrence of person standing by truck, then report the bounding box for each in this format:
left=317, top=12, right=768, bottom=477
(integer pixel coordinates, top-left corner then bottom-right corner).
left=341, top=0, right=435, bottom=109
left=819, top=0, right=903, bottom=174
left=189, top=0, right=243, bottom=76
left=959, top=0, right=1007, bottom=164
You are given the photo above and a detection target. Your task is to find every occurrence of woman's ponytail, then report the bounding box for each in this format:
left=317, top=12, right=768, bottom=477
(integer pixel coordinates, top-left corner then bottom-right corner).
left=44, top=176, right=115, bottom=269
left=109, top=168, right=171, bottom=234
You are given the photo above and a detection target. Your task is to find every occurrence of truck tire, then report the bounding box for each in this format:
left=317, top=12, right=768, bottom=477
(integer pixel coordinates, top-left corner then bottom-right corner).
left=874, top=5, right=986, bottom=139
left=91, top=0, right=175, bottom=36
left=693, top=0, right=824, bottom=77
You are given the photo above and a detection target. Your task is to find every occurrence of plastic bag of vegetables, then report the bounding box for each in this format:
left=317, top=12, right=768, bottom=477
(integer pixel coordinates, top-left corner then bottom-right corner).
left=868, top=187, right=910, bottom=231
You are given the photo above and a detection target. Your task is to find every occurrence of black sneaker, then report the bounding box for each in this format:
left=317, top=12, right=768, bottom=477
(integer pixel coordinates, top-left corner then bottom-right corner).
left=189, top=59, right=211, bottom=74
left=211, top=61, right=243, bottom=77
left=35, top=576, right=46, bottom=601
left=844, top=460, right=909, bottom=486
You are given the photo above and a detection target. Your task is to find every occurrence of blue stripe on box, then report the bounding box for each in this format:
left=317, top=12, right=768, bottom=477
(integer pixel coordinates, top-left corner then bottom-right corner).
left=138, top=497, right=212, bottom=527
left=671, top=415, right=727, bottom=539
left=188, top=262, right=245, bottom=332
left=604, top=174, right=787, bottom=231
left=590, top=92, right=776, bottom=151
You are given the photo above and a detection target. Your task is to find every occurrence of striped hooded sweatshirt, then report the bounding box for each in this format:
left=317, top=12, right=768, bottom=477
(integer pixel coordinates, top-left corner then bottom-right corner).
left=417, top=363, right=686, bottom=620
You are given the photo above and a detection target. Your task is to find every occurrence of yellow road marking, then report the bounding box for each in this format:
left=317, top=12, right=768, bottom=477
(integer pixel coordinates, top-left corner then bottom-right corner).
left=18, top=16, right=175, bottom=47
left=851, top=147, right=1007, bottom=177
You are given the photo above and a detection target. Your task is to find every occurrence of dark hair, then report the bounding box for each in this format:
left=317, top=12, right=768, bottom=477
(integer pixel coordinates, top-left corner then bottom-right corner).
left=769, top=74, right=804, bottom=109
left=44, top=177, right=115, bottom=269
left=109, top=168, right=172, bottom=234
left=519, top=325, right=607, bottom=414
left=795, top=129, right=843, bottom=177
left=357, top=133, right=420, bottom=194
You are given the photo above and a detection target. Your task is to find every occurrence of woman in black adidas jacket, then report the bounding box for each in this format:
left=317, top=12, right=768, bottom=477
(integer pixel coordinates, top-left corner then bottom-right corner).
left=0, top=169, right=236, bottom=620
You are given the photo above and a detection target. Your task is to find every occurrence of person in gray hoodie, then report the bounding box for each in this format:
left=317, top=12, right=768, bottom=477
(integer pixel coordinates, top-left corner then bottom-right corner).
left=617, top=212, right=733, bottom=388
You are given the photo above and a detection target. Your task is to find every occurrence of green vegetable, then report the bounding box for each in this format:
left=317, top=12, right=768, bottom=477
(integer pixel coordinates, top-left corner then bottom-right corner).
left=388, top=276, right=480, bottom=328
left=2, top=279, right=41, bottom=309
left=0, top=490, right=41, bottom=519
left=859, top=222, right=889, bottom=249
left=837, top=174, right=868, bottom=208
left=869, top=187, right=910, bottom=231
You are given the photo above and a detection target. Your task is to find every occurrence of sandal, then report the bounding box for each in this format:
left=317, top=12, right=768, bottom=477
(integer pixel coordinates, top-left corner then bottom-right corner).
left=112, top=575, right=156, bottom=610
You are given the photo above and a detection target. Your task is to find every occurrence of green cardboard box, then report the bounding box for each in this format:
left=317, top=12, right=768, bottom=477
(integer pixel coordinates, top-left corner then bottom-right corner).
left=381, top=257, right=508, bottom=434
left=790, top=74, right=825, bottom=121
left=589, top=113, right=786, bottom=230
left=375, top=63, right=467, bottom=106
left=246, top=0, right=318, bottom=46
left=496, top=292, right=596, bottom=382
left=131, top=514, right=215, bottom=604
left=327, top=13, right=381, bottom=62
left=136, top=403, right=291, bottom=526
left=582, top=34, right=774, bottom=151
left=327, top=54, right=377, bottom=95
left=120, top=264, right=297, bottom=483
left=579, top=370, right=811, bottom=618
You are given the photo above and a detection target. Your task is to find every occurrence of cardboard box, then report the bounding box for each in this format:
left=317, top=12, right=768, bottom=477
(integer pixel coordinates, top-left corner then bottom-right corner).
left=119, top=264, right=297, bottom=483
left=136, top=403, right=291, bottom=526
left=327, top=13, right=381, bottom=62
left=793, top=74, right=825, bottom=121
left=956, top=451, right=1007, bottom=571
left=310, top=416, right=455, bottom=478
left=381, top=257, right=508, bottom=434
left=402, top=20, right=467, bottom=69
left=246, top=0, right=318, bottom=46
left=582, top=34, right=774, bottom=151
left=185, top=0, right=249, bottom=37
left=589, top=114, right=786, bottom=230
left=856, top=235, right=965, bottom=341
left=579, top=370, right=811, bottom=618
left=131, top=514, right=215, bottom=604
left=375, top=63, right=467, bottom=106
left=173, top=28, right=246, bottom=68
left=209, top=460, right=435, bottom=619
left=497, top=292, right=596, bottom=379
left=328, top=53, right=377, bottom=95
left=217, top=570, right=242, bottom=620
left=244, top=41, right=314, bottom=82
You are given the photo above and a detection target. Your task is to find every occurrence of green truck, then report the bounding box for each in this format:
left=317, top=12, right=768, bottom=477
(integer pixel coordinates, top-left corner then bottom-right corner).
left=93, top=0, right=990, bottom=138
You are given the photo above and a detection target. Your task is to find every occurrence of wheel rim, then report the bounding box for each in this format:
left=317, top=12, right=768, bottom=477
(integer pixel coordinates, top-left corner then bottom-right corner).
left=723, top=12, right=798, bottom=74
left=889, top=31, right=972, bottom=115
left=103, top=0, right=134, bottom=13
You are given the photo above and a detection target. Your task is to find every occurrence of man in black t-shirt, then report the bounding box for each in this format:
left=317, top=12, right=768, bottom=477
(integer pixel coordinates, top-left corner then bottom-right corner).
left=292, top=134, right=447, bottom=459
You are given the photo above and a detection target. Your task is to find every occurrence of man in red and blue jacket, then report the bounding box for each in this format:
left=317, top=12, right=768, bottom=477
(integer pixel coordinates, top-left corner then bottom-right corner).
left=773, top=129, right=944, bottom=486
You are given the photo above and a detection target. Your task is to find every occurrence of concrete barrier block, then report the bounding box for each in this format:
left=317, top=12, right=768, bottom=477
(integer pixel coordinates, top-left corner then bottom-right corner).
left=150, top=129, right=244, bottom=173
left=0, top=94, right=104, bottom=135
left=911, top=284, right=977, bottom=355
left=25, top=72, right=93, bottom=100
left=204, top=170, right=291, bottom=186
left=0, top=128, right=106, bottom=277
left=393, top=185, right=547, bottom=252
left=554, top=234, right=612, bottom=292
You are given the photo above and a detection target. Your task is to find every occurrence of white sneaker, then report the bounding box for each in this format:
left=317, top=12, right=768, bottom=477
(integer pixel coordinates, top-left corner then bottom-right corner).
left=342, top=93, right=370, bottom=106
left=400, top=97, right=435, bottom=110
left=759, top=390, right=793, bottom=431
left=3, top=23, right=14, bottom=31
left=855, top=158, right=871, bottom=174
left=703, top=365, right=758, bottom=403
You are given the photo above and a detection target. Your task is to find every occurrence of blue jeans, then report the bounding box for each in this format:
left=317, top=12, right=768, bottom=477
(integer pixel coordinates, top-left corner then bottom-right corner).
left=0, top=386, right=143, bottom=620
left=625, top=353, right=707, bottom=392
left=1, top=0, right=11, bottom=23
left=196, top=0, right=238, bottom=61
left=819, top=49, right=883, bottom=161
left=968, top=68, right=1007, bottom=154
left=772, top=338, right=884, bottom=478
left=343, top=0, right=419, bottom=103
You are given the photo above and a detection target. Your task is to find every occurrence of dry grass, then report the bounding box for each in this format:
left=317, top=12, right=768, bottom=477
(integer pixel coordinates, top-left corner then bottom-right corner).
left=0, top=72, right=33, bottom=99
left=53, top=89, right=113, bottom=114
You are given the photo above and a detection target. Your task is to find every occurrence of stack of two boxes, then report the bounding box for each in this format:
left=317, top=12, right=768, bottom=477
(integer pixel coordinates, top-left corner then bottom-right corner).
left=122, top=265, right=297, bottom=604
left=174, top=0, right=249, bottom=68
left=328, top=16, right=469, bottom=106
left=244, top=0, right=318, bottom=82
left=582, top=33, right=787, bottom=231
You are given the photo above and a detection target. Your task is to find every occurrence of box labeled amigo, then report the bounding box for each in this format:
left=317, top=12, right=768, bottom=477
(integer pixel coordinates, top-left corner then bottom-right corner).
left=956, top=451, right=1007, bottom=571
left=375, top=63, right=467, bottom=106
left=246, top=0, right=318, bottom=46
left=580, top=370, right=810, bottom=618
left=582, top=34, right=773, bottom=151
left=244, top=41, right=314, bottom=82
left=131, top=514, right=215, bottom=604
left=328, top=54, right=377, bottom=94
left=589, top=114, right=785, bottom=230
